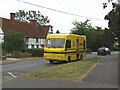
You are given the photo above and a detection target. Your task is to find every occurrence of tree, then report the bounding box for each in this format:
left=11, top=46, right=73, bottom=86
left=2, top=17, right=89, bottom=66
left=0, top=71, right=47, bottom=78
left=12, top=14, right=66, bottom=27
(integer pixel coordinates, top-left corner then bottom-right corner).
left=70, top=20, right=110, bottom=51
left=56, top=30, right=60, bottom=34
left=104, top=0, right=120, bottom=48
left=2, top=30, right=26, bottom=53
left=15, top=10, right=50, bottom=26
left=71, top=19, right=93, bottom=35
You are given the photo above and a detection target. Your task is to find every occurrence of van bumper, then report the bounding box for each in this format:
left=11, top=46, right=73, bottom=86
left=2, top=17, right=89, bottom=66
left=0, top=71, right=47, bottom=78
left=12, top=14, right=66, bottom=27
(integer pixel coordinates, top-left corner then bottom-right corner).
left=44, top=53, right=66, bottom=61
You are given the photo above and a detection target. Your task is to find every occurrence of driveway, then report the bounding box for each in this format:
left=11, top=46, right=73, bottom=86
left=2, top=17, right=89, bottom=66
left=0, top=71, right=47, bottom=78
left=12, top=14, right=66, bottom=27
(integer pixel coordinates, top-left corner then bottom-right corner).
left=2, top=53, right=118, bottom=88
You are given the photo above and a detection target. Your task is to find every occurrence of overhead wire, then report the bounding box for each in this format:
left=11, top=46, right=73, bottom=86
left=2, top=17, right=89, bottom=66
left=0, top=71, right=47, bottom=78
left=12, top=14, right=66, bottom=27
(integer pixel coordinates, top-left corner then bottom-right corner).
left=17, top=0, right=105, bottom=21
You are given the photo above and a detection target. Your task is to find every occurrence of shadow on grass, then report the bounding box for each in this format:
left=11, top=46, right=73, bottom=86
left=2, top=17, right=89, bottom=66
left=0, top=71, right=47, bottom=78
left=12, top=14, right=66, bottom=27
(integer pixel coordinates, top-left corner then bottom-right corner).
left=49, top=59, right=83, bottom=65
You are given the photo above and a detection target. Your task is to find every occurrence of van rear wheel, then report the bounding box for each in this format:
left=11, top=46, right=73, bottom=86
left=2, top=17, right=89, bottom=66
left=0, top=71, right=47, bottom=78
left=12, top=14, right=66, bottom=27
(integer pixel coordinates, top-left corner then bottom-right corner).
left=80, top=54, right=83, bottom=60
left=67, top=56, right=71, bottom=63
left=49, top=60, right=54, bottom=64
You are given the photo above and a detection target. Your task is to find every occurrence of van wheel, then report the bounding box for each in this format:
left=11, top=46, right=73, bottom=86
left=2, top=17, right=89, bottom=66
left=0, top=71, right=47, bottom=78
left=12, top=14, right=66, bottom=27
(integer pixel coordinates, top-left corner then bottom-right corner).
left=80, top=54, right=83, bottom=60
left=97, top=53, right=100, bottom=55
left=67, top=56, right=71, bottom=63
left=49, top=60, right=54, bottom=64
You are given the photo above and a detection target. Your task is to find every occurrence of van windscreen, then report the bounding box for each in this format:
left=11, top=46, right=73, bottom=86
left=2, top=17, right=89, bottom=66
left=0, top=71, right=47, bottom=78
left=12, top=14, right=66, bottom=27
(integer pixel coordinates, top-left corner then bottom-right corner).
left=46, top=39, right=65, bottom=48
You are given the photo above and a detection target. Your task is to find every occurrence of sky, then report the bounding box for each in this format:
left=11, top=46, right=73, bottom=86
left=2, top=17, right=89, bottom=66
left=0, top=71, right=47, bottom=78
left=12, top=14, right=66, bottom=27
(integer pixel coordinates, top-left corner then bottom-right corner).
left=0, top=0, right=114, bottom=33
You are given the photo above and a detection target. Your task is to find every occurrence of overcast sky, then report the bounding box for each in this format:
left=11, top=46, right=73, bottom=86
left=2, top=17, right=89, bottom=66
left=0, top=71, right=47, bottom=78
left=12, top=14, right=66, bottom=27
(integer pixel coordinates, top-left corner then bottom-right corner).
left=0, top=0, right=114, bottom=33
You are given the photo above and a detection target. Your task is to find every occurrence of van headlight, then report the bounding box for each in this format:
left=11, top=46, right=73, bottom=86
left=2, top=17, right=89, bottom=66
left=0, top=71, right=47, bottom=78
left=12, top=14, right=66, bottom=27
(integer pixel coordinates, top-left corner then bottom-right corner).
left=51, top=56, right=55, bottom=58
left=44, top=56, right=46, bottom=58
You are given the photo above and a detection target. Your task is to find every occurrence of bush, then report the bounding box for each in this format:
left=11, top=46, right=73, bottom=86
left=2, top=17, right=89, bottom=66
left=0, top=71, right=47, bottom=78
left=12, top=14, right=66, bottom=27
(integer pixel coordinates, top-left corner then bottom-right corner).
left=26, top=48, right=44, bottom=57
left=113, top=45, right=120, bottom=51
left=2, top=49, right=7, bottom=56
left=3, top=30, right=26, bottom=53
left=87, top=48, right=92, bottom=53
left=11, top=51, right=21, bottom=58
left=5, top=51, right=31, bottom=58
left=3, top=48, right=44, bottom=58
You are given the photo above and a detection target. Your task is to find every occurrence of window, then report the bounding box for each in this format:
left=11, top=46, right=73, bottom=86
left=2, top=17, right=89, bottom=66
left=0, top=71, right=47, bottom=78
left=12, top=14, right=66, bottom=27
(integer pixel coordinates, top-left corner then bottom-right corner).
left=76, top=39, right=79, bottom=48
left=25, top=38, right=29, bottom=43
left=72, top=41, right=75, bottom=47
left=66, top=40, right=71, bottom=48
left=41, top=39, right=44, bottom=44
left=32, top=45, right=34, bottom=49
left=36, top=38, right=38, bottom=43
left=46, top=39, right=65, bottom=48
left=83, top=41, right=86, bottom=49
left=37, top=45, right=39, bottom=48
left=26, top=45, right=28, bottom=48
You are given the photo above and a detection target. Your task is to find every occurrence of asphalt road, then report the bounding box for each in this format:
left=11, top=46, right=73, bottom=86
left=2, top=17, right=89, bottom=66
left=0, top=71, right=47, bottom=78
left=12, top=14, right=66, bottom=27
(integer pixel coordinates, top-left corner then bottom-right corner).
left=2, top=51, right=119, bottom=88
left=2, top=52, right=100, bottom=82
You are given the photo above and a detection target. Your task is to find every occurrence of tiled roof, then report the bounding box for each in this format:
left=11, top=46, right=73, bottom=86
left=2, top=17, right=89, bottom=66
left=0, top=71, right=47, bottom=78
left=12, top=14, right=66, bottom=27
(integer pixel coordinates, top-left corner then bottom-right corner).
left=0, top=17, right=50, bottom=38
left=38, top=26, right=50, bottom=39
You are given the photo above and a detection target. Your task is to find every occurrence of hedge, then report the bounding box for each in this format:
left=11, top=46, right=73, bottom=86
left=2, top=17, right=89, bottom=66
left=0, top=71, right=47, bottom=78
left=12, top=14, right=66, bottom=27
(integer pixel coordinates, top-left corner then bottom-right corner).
left=26, top=48, right=44, bottom=57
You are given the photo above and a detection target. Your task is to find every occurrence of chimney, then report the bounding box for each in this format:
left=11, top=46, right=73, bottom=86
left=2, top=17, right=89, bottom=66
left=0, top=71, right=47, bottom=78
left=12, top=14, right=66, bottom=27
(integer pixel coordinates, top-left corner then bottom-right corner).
left=29, top=20, right=37, bottom=27
left=10, top=13, right=16, bottom=20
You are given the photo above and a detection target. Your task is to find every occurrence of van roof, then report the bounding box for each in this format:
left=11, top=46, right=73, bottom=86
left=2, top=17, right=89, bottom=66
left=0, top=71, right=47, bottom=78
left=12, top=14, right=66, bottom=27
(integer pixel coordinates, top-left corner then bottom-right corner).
left=48, top=34, right=86, bottom=37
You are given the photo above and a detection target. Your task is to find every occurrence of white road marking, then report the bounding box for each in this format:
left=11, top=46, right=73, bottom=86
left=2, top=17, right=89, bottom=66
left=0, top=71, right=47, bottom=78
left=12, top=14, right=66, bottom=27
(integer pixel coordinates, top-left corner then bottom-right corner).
left=7, top=72, right=16, bottom=78
left=4, top=77, right=11, bottom=79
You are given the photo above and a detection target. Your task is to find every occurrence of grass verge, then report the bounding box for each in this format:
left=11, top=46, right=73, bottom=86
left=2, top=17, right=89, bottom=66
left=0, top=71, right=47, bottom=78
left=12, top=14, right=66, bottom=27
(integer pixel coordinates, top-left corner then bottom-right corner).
left=25, top=58, right=101, bottom=81
left=0, top=60, right=12, bottom=63
left=20, top=57, right=42, bottom=60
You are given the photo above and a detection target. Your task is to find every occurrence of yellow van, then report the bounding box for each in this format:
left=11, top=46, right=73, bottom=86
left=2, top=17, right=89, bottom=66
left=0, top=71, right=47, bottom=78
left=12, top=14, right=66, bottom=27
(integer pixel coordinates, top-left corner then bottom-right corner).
left=44, top=34, right=87, bottom=63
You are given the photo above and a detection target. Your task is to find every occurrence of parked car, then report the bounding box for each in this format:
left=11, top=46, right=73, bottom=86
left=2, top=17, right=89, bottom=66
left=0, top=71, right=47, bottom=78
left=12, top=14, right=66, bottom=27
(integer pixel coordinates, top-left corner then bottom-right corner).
left=97, top=47, right=111, bottom=55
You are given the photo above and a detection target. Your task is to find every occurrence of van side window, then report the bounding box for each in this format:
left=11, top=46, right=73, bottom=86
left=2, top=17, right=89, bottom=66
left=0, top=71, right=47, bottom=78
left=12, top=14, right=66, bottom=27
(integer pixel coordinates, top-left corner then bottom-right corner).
left=66, top=40, right=71, bottom=48
left=83, top=41, right=86, bottom=49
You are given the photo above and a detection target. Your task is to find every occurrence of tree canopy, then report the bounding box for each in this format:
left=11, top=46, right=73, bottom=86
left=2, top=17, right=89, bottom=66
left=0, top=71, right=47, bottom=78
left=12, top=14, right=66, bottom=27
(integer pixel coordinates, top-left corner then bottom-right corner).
left=15, top=10, right=50, bottom=26
left=70, top=20, right=112, bottom=51
left=104, top=2, right=120, bottom=46
left=2, top=30, right=26, bottom=53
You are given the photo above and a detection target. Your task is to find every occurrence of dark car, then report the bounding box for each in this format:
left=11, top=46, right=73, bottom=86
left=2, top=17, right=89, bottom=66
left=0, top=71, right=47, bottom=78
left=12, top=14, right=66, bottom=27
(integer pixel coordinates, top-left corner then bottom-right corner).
left=97, top=47, right=111, bottom=55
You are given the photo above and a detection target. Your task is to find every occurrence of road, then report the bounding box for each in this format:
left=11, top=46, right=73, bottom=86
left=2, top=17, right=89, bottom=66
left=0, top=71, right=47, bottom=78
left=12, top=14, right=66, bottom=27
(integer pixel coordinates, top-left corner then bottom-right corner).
left=2, top=51, right=119, bottom=88
left=2, top=52, right=100, bottom=81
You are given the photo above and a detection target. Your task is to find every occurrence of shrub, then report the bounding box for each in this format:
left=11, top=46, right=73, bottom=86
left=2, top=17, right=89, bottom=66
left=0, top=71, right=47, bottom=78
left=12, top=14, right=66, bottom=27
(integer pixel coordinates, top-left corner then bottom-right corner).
left=2, top=49, right=7, bottom=56
left=86, top=48, right=92, bottom=53
left=9, top=51, right=31, bottom=58
left=26, top=48, right=44, bottom=57
left=3, top=30, right=26, bottom=53
left=113, top=45, right=120, bottom=51
left=11, top=51, right=21, bottom=58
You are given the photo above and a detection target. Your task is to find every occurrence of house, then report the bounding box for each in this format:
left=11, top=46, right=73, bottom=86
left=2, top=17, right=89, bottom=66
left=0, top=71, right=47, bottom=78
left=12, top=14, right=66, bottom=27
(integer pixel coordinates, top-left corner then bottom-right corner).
left=0, top=13, right=53, bottom=49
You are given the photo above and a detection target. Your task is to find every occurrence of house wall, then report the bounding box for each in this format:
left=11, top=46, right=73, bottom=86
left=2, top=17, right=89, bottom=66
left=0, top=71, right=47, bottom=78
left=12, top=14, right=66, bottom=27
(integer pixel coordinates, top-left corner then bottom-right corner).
left=25, top=38, right=45, bottom=49
left=0, top=18, right=2, bottom=28
left=0, top=28, right=4, bottom=43
left=48, top=26, right=53, bottom=34
left=0, top=18, right=4, bottom=43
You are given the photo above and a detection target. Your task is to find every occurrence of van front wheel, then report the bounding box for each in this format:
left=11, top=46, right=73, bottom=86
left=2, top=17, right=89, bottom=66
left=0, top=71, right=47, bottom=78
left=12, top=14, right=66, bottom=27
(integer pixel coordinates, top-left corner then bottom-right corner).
left=49, top=60, right=54, bottom=64
left=80, top=54, right=83, bottom=60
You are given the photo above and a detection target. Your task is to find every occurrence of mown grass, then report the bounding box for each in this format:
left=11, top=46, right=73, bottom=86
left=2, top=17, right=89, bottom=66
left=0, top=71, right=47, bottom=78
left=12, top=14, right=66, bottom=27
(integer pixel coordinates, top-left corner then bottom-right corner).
left=25, top=58, right=101, bottom=81
left=0, top=60, right=12, bottom=63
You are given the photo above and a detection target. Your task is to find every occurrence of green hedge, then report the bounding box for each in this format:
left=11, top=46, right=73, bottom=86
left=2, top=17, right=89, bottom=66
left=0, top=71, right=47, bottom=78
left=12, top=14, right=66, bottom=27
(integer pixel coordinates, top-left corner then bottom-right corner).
left=2, top=48, right=44, bottom=57
left=86, top=48, right=92, bottom=53
left=26, top=48, right=44, bottom=57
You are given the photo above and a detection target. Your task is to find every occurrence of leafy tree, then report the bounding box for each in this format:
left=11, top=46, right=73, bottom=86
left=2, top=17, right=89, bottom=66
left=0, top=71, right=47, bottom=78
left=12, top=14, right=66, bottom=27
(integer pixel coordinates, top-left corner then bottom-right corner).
left=0, top=43, right=2, bottom=56
left=70, top=20, right=110, bottom=51
left=2, top=30, right=26, bottom=53
left=15, top=10, right=50, bottom=25
left=71, top=19, right=93, bottom=35
left=104, top=0, right=120, bottom=48
left=56, top=30, right=60, bottom=34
